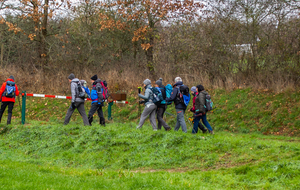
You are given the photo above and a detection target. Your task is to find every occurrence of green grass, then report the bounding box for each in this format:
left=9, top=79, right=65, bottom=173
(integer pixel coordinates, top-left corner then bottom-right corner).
left=0, top=122, right=300, bottom=189
left=0, top=88, right=299, bottom=189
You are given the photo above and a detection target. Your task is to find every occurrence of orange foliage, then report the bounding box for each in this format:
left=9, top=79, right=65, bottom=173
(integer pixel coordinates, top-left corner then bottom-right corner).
left=99, top=0, right=203, bottom=49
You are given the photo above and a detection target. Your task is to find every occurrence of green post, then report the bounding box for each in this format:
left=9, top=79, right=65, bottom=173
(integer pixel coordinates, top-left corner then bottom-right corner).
left=108, top=101, right=113, bottom=120
left=21, top=91, right=26, bottom=125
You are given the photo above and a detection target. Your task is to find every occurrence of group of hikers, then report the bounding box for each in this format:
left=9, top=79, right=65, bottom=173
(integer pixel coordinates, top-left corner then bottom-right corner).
left=0, top=74, right=213, bottom=134
left=137, top=77, right=214, bottom=134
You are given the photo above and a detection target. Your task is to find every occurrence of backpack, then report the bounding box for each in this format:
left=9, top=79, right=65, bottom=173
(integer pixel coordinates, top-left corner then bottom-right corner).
left=80, top=80, right=90, bottom=98
left=159, top=87, right=167, bottom=104
left=177, top=85, right=191, bottom=107
left=150, top=87, right=164, bottom=105
left=76, top=82, right=86, bottom=99
left=4, top=81, right=16, bottom=98
left=100, top=80, right=109, bottom=100
left=165, top=84, right=173, bottom=105
left=203, top=93, right=213, bottom=111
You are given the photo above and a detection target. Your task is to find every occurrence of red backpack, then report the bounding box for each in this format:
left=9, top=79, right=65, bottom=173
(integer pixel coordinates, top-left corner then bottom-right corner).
left=100, top=80, right=109, bottom=100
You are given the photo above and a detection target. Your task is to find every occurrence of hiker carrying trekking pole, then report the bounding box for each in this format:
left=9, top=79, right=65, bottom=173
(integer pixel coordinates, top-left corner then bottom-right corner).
left=0, top=75, right=19, bottom=125
left=136, top=79, right=157, bottom=131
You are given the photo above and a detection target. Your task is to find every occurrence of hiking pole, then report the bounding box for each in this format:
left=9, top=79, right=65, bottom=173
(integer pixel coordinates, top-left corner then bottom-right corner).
left=165, top=111, right=176, bottom=117
left=138, top=87, right=142, bottom=116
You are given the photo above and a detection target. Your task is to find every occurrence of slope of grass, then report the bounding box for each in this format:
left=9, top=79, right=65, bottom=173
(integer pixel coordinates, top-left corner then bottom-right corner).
left=0, top=122, right=300, bottom=189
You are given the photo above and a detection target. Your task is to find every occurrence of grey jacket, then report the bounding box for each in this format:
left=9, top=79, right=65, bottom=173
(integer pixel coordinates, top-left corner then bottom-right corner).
left=195, top=90, right=208, bottom=114
left=138, top=84, right=154, bottom=106
left=70, top=78, right=85, bottom=103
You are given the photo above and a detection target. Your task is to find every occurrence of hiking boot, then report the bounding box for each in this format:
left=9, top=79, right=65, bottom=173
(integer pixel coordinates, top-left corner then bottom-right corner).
left=153, top=129, right=158, bottom=131
left=166, top=128, right=172, bottom=131
left=136, top=126, right=142, bottom=129
left=209, top=130, right=214, bottom=135
left=202, top=129, right=208, bottom=133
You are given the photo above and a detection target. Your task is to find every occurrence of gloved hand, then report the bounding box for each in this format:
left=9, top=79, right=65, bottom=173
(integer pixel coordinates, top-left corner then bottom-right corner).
left=139, top=100, right=145, bottom=104
left=138, top=88, right=141, bottom=94
left=71, top=102, right=76, bottom=109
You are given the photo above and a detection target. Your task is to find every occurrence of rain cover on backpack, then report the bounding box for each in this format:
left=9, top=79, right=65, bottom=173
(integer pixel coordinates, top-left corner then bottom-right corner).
left=4, top=81, right=16, bottom=98
left=165, top=84, right=173, bottom=105
left=203, top=94, right=213, bottom=111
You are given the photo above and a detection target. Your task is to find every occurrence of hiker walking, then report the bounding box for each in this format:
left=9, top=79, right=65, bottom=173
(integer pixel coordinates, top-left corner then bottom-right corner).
left=64, top=73, right=90, bottom=126
left=88, top=75, right=105, bottom=126
left=193, top=85, right=214, bottom=134
left=137, top=79, right=157, bottom=131
left=0, top=75, right=19, bottom=124
left=166, top=77, right=190, bottom=133
left=155, top=78, right=171, bottom=131
left=190, top=86, right=207, bottom=133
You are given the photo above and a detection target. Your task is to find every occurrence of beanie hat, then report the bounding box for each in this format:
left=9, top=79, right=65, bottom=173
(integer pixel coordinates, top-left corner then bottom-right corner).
left=155, top=78, right=162, bottom=86
left=91, top=75, right=98, bottom=81
left=174, top=77, right=182, bottom=83
left=9, top=75, right=15, bottom=81
left=191, top=86, right=197, bottom=93
left=68, top=73, right=75, bottom=80
left=143, top=79, right=151, bottom=86
left=196, top=85, right=205, bottom=92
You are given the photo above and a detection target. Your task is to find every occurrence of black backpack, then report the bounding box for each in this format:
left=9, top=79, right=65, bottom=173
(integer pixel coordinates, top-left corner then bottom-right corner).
left=77, top=82, right=86, bottom=99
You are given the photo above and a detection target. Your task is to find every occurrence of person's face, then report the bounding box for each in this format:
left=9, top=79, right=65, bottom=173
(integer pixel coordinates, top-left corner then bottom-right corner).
left=91, top=80, right=94, bottom=84
left=144, top=84, right=146, bottom=87
left=68, top=79, right=72, bottom=83
left=155, top=84, right=159, bottom=87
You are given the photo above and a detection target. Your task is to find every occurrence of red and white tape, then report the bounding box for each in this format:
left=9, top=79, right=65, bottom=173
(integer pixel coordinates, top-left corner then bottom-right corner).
left=23, top=93, right=128, bottom=104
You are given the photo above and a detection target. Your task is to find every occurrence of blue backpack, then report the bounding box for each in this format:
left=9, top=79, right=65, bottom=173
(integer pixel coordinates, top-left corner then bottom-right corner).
left=165, top=84, right=173, bottom=105
left=150, top=87, right=164, bottom=105
left=177, top=85, right=190, bottom=107
left=4, top=81, right=16, bottom=98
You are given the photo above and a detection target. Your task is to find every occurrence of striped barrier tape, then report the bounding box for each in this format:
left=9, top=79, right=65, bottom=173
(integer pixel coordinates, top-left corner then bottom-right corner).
left=22, top=93, right=128, bottom=104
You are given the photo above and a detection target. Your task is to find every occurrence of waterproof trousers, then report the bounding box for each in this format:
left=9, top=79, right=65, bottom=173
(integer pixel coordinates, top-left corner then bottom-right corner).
left=157, top=105, right=171, bottom=130
left=64, top=102, right=90, bottom=126
left=174, top=109, right=187, bottom=133
left=137, top=104, right=157, bottom=130
left=0, top=102, right=14, bottom=124
left=88, top=102, right=105, bottom=126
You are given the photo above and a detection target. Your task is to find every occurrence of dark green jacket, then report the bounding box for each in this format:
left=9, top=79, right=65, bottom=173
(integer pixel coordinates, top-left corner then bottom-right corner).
left=195, top=90, right=209, bottom=114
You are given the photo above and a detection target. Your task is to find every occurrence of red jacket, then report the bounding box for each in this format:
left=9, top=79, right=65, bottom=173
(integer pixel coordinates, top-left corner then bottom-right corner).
left=0, top=79, right=19, bottom=102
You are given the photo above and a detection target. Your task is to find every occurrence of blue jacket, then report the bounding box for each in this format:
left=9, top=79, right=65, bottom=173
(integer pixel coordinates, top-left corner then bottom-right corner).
left=165, top=81, right=187, bottom=110
left=138, top=84, right=154, bottom=106
left=90, top=79, right=103, bottom=104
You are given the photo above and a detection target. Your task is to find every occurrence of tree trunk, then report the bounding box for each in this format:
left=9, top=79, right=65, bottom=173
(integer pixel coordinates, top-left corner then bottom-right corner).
left=0, top=44, right=3, bottom=66
left=145, top=35, right=155, bottom=78
left=41, top=0, right=49, bottom=65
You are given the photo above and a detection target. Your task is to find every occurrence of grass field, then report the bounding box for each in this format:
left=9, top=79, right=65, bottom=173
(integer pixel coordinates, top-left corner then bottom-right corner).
left=0, top=122, right=300, bottom=189
left=0, top=88, right=299, bottom=189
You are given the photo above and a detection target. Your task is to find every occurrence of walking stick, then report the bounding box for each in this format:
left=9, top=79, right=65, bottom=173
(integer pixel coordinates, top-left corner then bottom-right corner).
left=138, top=87, right=142, bottom=116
